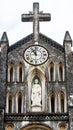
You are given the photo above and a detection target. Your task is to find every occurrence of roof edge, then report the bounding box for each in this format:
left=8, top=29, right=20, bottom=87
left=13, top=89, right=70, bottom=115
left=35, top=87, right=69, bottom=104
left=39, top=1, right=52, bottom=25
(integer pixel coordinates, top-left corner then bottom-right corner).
left=8, top=33, right=64, bottom=53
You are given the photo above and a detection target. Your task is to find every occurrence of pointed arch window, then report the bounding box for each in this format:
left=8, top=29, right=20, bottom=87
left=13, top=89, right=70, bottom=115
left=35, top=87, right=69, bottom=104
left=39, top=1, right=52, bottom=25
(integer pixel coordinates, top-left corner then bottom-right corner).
left=49, top=62, right=54, bottom=81
left=19, top=63, right=23, bottom=82
left=9, top=95, right=12, bottom=113
left=60, top=91, right=65, bottom=113
left=16, top=92, right=23, bottom=113
left=50, top=92, right=55, bottom=113
left=18, top=93, right=22, bottom=113
left=10, top=67, right=13, bottom=82
left=8, top=63, right=14, bottom=82
left=19, top=67, right=22, bottom=82
left=17, top=63, right=23, bottom=82
left=7, top=93, right=13, bottom=113
left=59, top=62, right=64, bottom=81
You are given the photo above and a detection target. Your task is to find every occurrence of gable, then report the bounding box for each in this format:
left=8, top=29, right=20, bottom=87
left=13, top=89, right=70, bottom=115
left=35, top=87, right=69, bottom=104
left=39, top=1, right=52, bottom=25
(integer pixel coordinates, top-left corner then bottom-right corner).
left=8, top=33, right=64, bottom=53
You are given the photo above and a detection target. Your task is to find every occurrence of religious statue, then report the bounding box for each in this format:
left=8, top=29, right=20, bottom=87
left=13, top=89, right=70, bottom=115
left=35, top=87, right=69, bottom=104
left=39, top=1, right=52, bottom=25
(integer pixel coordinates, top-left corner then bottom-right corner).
left=31, top=78, right=42, bottom=111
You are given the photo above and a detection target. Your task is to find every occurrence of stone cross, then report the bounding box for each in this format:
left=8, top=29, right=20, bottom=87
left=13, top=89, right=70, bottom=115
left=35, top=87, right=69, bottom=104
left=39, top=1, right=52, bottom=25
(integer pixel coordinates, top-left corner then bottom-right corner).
left=21, top=3, right=51, bottom=44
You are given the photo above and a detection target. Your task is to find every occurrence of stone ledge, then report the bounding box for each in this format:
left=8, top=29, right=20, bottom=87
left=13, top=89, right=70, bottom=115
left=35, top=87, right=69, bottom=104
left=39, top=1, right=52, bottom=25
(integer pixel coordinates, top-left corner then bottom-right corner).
left=4, top=112, right=69, bottom=121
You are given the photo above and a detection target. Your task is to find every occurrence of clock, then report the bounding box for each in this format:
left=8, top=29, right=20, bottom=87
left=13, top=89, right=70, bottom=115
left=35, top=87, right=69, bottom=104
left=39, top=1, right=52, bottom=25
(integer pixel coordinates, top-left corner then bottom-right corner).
left=23, top=45, right=49, bottom=65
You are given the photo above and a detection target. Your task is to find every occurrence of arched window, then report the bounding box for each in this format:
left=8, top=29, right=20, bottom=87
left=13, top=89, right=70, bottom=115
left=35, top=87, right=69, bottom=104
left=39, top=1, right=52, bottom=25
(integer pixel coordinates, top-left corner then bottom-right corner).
left=8, top=63, right=14, bottom=82
left=18, top=93, right=22, bottom=113
left=59, top=62, right=64, bottom=81
left=16, top=92, right=23, bottom=113
left=60, top=91, right=65, bottom=113
left=17, top=63, right=23, bottom=82
left=31, top=76, right=42, bottom=112
left=19, top=63, right=23, bottom=82
left=19, top=67, right=22, bottom=82
left=49, top=62, right=54, bottom=81
left=7, top=93, right=13, bottom=113
left=9, top=95, right=12, bottom=113
left=50, top=92, right=55, bottom=113
left=10, top=67, right=13, bottom=82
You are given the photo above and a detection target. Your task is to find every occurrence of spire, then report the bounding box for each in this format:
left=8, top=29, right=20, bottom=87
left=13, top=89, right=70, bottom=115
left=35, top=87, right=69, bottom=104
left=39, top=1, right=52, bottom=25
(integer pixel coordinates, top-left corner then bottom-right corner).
left=63, top=31, right=72, bottom=47
left=64, top=31, right=72, bottom=42
left=1, top=32, right=9, bottom=44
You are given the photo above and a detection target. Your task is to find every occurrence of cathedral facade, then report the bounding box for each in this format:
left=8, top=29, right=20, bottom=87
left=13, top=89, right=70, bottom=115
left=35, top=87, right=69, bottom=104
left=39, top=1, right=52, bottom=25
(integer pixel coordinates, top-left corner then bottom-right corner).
left=0, top=2, right=73, bottom=130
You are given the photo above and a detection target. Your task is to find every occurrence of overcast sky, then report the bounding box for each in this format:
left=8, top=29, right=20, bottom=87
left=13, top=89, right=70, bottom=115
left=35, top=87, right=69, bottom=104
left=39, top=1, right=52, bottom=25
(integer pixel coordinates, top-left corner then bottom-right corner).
left=0, top=0, right=73, bottom=45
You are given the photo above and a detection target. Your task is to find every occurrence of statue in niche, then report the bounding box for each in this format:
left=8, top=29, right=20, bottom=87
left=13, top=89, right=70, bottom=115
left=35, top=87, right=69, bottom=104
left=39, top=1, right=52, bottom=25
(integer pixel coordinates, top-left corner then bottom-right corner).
left=31, top=78, right=42, bottom=111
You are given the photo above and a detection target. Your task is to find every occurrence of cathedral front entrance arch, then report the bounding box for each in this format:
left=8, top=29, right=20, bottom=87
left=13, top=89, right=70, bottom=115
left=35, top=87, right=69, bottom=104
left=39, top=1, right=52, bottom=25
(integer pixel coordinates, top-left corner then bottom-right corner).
left=20, top=124, right=52, bottom=130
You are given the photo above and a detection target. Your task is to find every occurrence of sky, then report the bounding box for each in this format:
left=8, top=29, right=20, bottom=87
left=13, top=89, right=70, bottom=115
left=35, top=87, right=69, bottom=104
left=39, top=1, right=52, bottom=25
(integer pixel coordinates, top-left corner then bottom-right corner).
left=0, top=0, right=73, bottom=45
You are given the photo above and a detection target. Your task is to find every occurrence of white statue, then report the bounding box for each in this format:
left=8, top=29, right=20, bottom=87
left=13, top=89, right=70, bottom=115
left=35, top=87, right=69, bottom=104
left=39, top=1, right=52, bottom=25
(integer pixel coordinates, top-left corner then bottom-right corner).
left=31, top=79, right=42, bottom=111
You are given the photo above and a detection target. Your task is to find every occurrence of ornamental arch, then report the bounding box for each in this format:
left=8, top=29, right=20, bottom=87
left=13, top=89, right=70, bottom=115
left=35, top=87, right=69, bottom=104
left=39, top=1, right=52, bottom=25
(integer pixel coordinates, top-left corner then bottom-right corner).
left=20, top=124, right=53, bottom=130
left=27, top=68, right=47, bottom=112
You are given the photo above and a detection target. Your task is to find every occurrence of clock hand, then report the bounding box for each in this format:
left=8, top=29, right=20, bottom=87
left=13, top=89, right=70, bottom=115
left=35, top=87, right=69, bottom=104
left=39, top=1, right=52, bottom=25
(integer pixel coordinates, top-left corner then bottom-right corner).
left=31, top=47, right=37, bottom=56
left=30, top=48, right=35, bottom=53
left=35, top=50, right=37, bottom=56
left=34, top=47, right=38, bottom=56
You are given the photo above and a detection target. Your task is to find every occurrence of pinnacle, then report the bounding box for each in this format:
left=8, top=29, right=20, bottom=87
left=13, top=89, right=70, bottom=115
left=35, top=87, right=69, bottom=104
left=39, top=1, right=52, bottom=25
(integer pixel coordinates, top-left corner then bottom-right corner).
left=64, top=31, right=72, bottom=41
left=1, top=32, right=9, bottom=43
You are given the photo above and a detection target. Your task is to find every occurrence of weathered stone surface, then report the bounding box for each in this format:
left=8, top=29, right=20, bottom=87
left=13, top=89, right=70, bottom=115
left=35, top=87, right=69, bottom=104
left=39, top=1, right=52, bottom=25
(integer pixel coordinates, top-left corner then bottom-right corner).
left=0, top=2, right=73, bottom=130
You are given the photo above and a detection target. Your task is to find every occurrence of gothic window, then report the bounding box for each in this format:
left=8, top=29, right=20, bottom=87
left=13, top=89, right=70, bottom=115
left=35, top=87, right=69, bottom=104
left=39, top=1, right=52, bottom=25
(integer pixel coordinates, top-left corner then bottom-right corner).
left=19, top=67, right=22, bottom=82
left=10, top=67, right=13, bottom=82
left=31, top=76, right=42, bottom=112
left=60, top=91, right=65, bottom=113
left=16, top=92, right=23, bottom=113
left=18, top=94, right=22, bottom=113
left=8, top=63, right=14, bottom=82
left=7, top=93, right=13, bottom=113
left=49, top=62, right=54, bottom=81
left=17, top=63, right=23, bottom=82
left=50, top=92, right=55, bottom=113
left=59, top=62, right=64, bottom=81
left=9, top=95, right=12, bottom=113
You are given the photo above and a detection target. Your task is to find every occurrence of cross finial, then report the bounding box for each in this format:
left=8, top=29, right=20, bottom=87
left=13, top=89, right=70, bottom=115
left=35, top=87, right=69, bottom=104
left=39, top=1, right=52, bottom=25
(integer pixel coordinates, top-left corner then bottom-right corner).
left=21, top=3, right=51, bottom=44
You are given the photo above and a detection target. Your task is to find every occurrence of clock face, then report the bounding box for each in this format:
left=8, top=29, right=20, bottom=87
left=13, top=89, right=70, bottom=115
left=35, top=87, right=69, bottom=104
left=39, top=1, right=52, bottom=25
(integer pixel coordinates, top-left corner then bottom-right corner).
left=23, top=45, right=49, bottom=65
